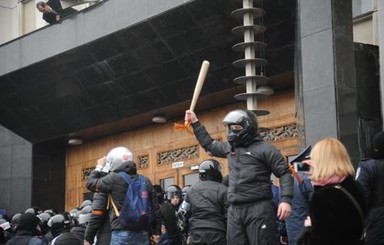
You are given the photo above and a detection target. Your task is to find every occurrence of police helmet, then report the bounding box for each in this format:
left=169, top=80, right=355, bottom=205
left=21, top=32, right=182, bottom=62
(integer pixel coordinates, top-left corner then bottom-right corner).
left=165, top=185, right=182, bottom=201
left=78, top=205, right=92, bottom=225
left=105, top=146, right=134, bottom=172
left=47, top=214, right=71, bottom=237
left=24, top=207, right=41, bottom=215
left=181, top=185, right=191, bottom=199
left=37, top=212, right=52, bottom=226
left=198, top=159, right=223, bottom=183
left=222, top=109, right=259, bottom=147
left=11, top=213, right=22, bottom=224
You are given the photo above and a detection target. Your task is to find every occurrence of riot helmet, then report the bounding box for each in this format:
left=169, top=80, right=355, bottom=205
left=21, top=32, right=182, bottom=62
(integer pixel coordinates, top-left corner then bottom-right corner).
left=199, top=159, right=223, bottom=183
left=181, top=185, right=191, bottom=200
left=222, top=109, right=259, bottom=147
left=47, top=213, right=70, bottom=237
left=165, top=185, right=182, bottom=207
left=80, top=200, right=92, bottom=209
left=11, top=213, right=22, bottom=232
left=78, top=205, right=92, bottom=225
left=104, top=146, right=133, bottom=172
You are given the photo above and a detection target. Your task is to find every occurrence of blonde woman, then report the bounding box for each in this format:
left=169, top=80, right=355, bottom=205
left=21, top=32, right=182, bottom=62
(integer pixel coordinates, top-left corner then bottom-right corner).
left=297, top=138, right=366, bottom=245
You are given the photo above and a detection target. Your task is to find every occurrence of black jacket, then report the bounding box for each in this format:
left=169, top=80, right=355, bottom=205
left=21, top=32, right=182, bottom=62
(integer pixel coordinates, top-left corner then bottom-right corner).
left=43, top=0, right=77, bottom=24
left=84, top=192, right=111, bottom=244
left=192, top=121, right=293, bottom=204
left=160, top=202, right=181, bottom=245
left=86, top=161, right=161, bottom=234
left=5, top=230, right=47, bottom=245
left=185, top=180, right=227, bottom=233
left=356, top=158, right=384, bottom=244
left=298, top=177, right=366, bottom=245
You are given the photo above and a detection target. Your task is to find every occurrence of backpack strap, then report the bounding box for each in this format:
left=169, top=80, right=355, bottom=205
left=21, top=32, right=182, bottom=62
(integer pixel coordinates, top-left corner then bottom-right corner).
left=118, top=172, right=133, bottom=185
left=110, top=195, right=120, bottom=217
left=334, top=185, right=365, bottom=240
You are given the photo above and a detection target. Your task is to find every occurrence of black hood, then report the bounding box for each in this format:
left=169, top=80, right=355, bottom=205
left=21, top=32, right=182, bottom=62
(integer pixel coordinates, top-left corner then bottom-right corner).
left=114, top=160, right=137, bottom=174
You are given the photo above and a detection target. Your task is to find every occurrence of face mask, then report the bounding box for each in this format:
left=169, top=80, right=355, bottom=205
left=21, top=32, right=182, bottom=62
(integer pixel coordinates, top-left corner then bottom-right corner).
left=227, top=129, right=242, bottom=146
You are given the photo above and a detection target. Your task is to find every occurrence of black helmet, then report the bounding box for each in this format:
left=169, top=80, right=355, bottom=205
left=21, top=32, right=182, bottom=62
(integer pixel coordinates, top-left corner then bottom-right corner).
left=199, top=159, right=223, bottom=183
left=17, top=213, right=41, bottom=235
left=372, top=131, right=384, bottom=159
left=165, top=185, right=182, bottom=201
left=222, top=109, right=259, bottom=147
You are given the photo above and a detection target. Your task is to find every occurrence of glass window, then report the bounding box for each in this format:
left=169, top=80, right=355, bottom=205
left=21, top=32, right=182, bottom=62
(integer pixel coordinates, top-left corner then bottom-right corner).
left=352, top=0, right=373, bottom=17
left=160, top=177, right=174, bottom=191
left=183, top=173, right=199, bottom=187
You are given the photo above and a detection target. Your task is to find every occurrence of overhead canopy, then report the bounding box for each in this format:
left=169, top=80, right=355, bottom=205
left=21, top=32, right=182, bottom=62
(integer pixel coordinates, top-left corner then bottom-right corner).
left=0, top=0, right=295, bottom=143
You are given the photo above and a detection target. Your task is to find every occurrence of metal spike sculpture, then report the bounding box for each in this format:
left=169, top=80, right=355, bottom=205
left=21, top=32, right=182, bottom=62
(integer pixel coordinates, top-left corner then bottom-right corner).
left=231, top=0, right=272, bottom=116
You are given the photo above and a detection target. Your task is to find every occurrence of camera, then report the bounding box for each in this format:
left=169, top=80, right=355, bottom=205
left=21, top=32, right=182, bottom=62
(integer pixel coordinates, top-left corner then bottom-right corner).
left=293, top=162, right=310, bottom=172
left=290, top=145, right=311, bottom=172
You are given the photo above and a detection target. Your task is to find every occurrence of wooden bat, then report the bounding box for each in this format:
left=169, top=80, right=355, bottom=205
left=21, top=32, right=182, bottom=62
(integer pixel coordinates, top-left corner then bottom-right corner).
left=189, top=60, right=210, bottom=111
left=174, top=60, right=210, bottom=133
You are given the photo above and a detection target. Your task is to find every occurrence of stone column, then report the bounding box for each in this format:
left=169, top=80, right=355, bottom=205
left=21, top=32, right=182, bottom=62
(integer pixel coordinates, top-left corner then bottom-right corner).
left=295, top=0, right=359, bottom=162
left=0, top=125, right=32, bottom=214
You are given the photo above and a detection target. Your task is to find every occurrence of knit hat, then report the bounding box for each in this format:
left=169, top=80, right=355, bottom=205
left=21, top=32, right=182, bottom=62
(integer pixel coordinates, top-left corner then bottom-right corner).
left=372, top=131, right=384, bottom=159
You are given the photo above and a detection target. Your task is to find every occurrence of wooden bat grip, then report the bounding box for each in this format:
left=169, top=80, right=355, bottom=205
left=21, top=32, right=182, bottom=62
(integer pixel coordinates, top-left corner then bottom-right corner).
left=189, top=60, right=210, bottom=111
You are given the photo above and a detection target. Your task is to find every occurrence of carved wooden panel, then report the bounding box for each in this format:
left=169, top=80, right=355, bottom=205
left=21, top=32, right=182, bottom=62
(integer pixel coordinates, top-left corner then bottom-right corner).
left=81, top=167, right=94, bottom=181
left=157, top=145, right=199, bottom=165
left=138, top=154, right=149, bottom=169
left=260, top=124, right=298, bottom=142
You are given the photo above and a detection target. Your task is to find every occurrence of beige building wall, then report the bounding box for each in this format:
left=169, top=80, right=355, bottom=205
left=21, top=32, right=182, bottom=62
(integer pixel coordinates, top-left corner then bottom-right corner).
left=0, top=0, right=22, bottom=44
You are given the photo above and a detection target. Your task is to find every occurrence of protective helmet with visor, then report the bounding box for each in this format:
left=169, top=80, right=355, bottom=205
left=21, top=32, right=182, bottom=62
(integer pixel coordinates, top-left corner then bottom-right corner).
left=104, top=146, right=133, bottom=172
left=222, top=109, right=259, bottom=147
left=198, top=159, right=223, bottom=183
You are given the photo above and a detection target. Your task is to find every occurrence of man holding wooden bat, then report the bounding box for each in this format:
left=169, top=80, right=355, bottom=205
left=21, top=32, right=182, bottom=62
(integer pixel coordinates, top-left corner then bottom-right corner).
left=185, top=109, right=293, bottom=245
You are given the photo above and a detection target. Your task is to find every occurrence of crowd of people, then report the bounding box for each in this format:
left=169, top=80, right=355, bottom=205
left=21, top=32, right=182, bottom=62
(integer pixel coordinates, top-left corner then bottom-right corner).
left=1, top=108, right=383, bottom=245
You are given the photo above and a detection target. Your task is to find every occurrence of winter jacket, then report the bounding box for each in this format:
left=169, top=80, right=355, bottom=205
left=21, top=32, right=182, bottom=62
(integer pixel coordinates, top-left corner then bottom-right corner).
left=297, top=177, right=366, bottom=245
left=5, top=230, right=48, bottom=245
left=86, top=161, right=161, bottom=234
left=285, top=173, right=313, bottom=245
left=84, top=192, right=111, bottom=244
left=185, top=180, right=227, bottom=233
left=192, top=121, right=293, bottom=205
left=356, top=158, right=384, bottom=245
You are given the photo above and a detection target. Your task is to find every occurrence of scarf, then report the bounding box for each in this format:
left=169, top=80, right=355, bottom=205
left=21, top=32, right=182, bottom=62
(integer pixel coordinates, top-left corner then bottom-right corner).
left=311, top=175, right=346, bottom=186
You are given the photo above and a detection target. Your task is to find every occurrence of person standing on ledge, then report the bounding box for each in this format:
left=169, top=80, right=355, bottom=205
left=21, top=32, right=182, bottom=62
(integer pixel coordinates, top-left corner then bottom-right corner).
left=185, top=109, right=293, bottom=245
left=36, top=0, right=76, bottom=24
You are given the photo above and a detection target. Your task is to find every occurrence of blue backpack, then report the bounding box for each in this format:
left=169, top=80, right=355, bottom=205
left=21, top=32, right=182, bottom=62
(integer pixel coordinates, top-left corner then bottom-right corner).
left=117, top=172, right=155, bottom=231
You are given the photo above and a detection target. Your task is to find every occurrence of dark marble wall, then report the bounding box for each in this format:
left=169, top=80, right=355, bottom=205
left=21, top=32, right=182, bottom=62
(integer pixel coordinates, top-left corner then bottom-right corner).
left=0, top=125, right=32, bottom=215
left=32, top=138, right=66, bottom=212
left=296, top=0, right=360, bottom=164
left=355, top=44, right=382, bottom=159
